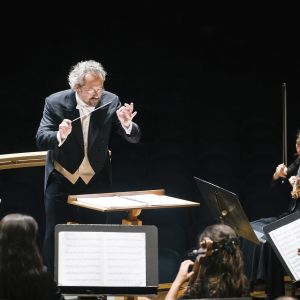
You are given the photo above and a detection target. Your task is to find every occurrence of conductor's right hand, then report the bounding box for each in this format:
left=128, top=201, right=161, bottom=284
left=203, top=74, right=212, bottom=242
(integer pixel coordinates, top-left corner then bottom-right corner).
left=273, top=163, right=287, bottom=180
left=59, top=119, right=72, bottom=140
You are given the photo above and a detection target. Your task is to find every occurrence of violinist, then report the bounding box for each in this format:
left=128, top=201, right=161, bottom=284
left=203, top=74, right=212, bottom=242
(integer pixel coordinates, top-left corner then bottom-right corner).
left=247, top=130, right=300, bottom=299
left=165, top=224, right=249, bottom=300
left=272, top=130, right=300, bottom=213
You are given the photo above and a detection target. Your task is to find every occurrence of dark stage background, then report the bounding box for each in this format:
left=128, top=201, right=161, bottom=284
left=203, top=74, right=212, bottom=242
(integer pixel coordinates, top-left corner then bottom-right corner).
left=0, top=3, right=300, bottom=282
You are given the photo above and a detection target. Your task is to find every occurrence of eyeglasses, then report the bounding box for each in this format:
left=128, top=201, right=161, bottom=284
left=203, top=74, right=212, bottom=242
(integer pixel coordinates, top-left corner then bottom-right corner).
left=81, top=87, right=104, bottom=95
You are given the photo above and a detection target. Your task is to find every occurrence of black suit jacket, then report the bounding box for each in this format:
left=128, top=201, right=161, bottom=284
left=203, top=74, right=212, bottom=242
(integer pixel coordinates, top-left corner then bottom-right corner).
left=35, top=89, right=141, bottom=187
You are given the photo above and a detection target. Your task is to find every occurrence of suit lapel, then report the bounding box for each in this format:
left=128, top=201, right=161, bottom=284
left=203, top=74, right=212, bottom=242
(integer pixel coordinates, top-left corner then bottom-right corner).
left=62, top=92, right=113, bottom=152
left=88, top=105, right=104, bottom=151
left=88, top=97, right=112, bottom=151
left=62, top=92, right=84, bottom=150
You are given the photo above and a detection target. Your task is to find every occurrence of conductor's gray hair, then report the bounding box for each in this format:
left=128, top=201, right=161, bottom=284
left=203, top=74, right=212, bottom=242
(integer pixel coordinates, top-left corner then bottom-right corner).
left=68, top=60, right=107, bottom=90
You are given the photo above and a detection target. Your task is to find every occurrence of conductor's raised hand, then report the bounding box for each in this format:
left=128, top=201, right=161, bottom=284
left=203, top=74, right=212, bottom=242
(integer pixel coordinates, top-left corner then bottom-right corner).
left=116, top=102, right=137, bottom=128
left=59, top=119, right=72, bottom=140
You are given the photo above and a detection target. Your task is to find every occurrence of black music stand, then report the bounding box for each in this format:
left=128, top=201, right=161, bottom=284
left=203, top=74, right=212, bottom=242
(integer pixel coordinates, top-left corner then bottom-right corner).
left=55, top=224, right=158, bottom=297
left=194, top=176, right=261, bottom=245
left=263, top=210, right=300, bottom=287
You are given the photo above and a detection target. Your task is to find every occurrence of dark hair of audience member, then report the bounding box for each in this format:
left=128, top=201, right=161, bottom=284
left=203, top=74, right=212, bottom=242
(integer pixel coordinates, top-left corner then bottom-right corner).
left=0, top=213, right=63, bottom=300
left=181, top=223, right=249, bottom=298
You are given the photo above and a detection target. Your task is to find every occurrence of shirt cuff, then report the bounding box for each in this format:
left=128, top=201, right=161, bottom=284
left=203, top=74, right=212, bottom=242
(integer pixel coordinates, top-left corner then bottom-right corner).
left=122, top=122, right=132, bottom=134
left=57, top=131, right=66, bottom=147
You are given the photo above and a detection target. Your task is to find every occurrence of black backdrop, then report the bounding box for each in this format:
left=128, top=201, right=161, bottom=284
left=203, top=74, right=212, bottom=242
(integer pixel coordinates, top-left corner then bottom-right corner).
left=0, top=3, right=300, bottom=263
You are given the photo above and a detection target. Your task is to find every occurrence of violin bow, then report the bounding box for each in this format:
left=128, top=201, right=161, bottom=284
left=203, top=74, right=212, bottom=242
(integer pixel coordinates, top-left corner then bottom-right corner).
left=282, top=82, right=288, bottom=166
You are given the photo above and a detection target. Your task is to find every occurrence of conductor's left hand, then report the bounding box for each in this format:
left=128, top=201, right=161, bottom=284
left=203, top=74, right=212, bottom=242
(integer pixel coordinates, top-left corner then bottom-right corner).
left=116, top=102, right=137, bottom=128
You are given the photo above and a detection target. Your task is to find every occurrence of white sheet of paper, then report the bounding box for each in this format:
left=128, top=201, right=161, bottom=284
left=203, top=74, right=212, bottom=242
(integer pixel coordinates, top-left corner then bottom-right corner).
left=58, top=231, right=146, bottom=286
left=78, top=196, right=149, bottom=209
left=269, top=218, right=300, bottom=281
left=122, top=194, right=197, bottom=206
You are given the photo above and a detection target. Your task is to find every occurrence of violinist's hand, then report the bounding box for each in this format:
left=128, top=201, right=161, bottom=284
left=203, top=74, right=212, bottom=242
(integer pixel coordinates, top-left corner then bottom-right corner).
left=59, top=119, right=72, bottom=140
left=273, top=163, right=287, bottom=180
left=173, top=260, right=195, bottom=286
left=116, top=102, right=137, bottom=128
left=289, top=176, right=298, bottom=186
left=165, top=259, right=195, bottom=300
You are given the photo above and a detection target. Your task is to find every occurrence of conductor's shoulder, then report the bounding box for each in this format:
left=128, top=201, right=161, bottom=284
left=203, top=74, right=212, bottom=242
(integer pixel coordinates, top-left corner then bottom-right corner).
left=102, top=91, right=121, bottom=110
left=102, top=90, right=119, bottom=101
left=46, top=89, right=74, bottom=104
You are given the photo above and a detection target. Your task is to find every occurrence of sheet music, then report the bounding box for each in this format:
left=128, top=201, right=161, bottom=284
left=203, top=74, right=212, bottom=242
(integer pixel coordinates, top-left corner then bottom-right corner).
left=78, top=196, right=149, bottom=209
left=58, top=231, right=146, bottom=286
left=268, top=218, right=300, bottom=280
left=122, top=194, right=197, bottom=206
left=77, top=194, right=198, bottom=209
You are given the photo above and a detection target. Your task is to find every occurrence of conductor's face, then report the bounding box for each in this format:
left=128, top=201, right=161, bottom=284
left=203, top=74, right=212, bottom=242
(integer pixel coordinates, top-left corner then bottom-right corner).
left=76, top=73, right=104, bottom=107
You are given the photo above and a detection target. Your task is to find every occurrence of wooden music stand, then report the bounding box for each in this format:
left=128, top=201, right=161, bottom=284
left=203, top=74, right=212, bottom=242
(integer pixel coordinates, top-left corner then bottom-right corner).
left=0, top=150, right=111, bottom=170
left=67, top=190, right=200, bottom=299
left=67, top=189, right=200, bottom=225
left=0, top=151, right=47, bottom=170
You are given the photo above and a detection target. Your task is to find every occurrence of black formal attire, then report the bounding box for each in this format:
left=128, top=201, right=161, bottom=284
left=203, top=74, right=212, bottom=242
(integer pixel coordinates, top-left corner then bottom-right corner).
left=35, top=89, right=141, bottom=278
left=271, top=157, right=300, bottom=215
left=0, top=270, right=65, bottom=300
left=243, top=157, right=300, bottom=299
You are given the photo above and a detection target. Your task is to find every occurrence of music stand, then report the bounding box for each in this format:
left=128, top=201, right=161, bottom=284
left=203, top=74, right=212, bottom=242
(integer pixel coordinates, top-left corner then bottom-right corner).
left=194, top=176, right=260, bottom=244
left=54, top=224, right=158, bottom=297
left=263, top=210, right=300, bottom=285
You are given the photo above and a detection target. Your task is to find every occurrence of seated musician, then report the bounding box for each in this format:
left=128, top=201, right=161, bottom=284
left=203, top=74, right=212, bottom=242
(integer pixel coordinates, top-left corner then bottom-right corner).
left=272, top=129, right=300, bottom=213
left=165, top=223, right=249, bottom=300
left=245, top=129, right=300, bottom=298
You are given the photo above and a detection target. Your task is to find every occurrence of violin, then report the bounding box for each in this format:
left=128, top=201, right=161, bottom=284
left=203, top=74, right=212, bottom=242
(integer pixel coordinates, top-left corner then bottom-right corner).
left=187, top=238, right=214, bottom=260
left=188, top=237, right=239, bottom=260
left=291, top=179, right=300, bottom=199
left=187, top=239, right=213, bottom=285
left=291, top=165, right=300, bottom=199
left=187, top=238, right=238, bottom=285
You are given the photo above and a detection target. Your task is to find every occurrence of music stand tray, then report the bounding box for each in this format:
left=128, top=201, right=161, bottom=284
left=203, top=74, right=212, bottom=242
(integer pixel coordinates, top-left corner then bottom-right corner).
left=67, top=189, right=199, bottom=225
left=194, top=176, right=260, bottom=245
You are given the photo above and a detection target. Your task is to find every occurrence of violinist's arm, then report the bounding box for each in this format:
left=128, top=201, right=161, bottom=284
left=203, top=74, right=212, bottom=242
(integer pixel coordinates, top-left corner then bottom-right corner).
left=273, top=163, right=287, bottom=180
left=165, top=260, right=194, bottom=300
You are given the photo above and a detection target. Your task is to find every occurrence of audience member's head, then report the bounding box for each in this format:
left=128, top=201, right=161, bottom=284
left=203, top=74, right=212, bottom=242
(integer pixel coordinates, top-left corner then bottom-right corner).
left=0, top=213, right=43, bottom=272
left=0, top=213, right=64, bottom=300
left=182, top=223, right=249, bottom=298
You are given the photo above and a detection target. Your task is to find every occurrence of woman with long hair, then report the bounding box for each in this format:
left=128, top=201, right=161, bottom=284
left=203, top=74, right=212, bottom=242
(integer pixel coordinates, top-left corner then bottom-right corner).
left=0, top=213, right=64, bottom=300
left=165, top=223, right=249, bottom=299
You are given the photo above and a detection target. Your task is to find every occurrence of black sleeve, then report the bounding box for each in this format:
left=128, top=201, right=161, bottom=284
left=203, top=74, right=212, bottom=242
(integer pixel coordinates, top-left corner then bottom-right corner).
left=270, top=177, right=284, bottom=188
left=270, top=158, right=300, bottom=188
left=286, top=157, right=300, bottom=177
